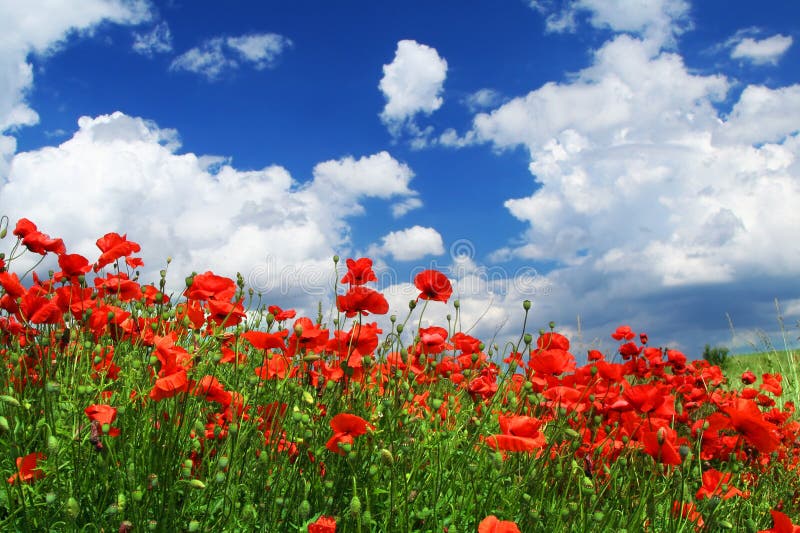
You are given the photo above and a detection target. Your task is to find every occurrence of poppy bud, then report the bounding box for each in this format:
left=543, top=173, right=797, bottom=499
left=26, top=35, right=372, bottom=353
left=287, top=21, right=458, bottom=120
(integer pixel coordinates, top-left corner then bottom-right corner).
left=188, top=479, right=206, bottom=490
left=333, top=255, right=339, bottom=263
left=349, top=495, right=362, bottom=517
left=66, top=497, right=80, bottom=519
left=523, top=333, right=532, bottom=345
left=454, top=299, right=460, bottom=308
left=380, top=448, right=395, bottom=465
left=679, top=445, right=691, bottom=462
left=549, top=321, right=556, bottom=330
left=396, top=324, right=404, bottom=334
left=523, top=300, right=531, bottom=311
left=408, top=299, right=416, bottom=310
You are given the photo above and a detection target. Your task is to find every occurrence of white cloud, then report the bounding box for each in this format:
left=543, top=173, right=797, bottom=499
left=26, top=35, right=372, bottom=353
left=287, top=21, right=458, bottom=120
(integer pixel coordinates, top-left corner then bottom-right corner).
left=226, top=34, right=291, bottom=69
left=133, top=21, right=173, bottom=56
left=170, top=32, right=292, bottom=80
left=465, top=88, right=502, bottom=112
left=730, top=33, right=793, bottom=65
left=391, top=197, right=423, bottom=218
left=1, top=112, right=422, bottom=308
left=379, top=40, right=448, bottom=139
left=0, top=0, right=152, bottom=173
left=451, top=33, right=800, bottom=353
left=530, top=0, right=690, bottom=49
left=375, top=226, right=444, bottom=262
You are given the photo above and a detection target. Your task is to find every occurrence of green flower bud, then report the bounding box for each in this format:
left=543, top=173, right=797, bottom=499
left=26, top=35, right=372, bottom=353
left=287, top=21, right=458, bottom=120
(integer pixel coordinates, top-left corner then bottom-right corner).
left=349, top=494, right=362, bottom=517
left=66, top=497, right=80, bottom=519
left=188, top=479, right=206, bottom=490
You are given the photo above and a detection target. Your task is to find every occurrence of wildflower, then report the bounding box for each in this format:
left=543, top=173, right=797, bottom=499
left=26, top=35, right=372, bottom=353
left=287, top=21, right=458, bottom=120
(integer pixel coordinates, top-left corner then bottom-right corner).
left=478, top=515, right=521, bottom=533
left=741, top=370, right=757, bottom=385
left=84, top=404, right=120, bottom=436
left=325, top=413, right=373, bottom=455
left=13, top=218, right=65, bottom=255
left=340, top=257, right=377, bottom=286
left=611, top=325, right=636, bottom=341
left=308, top=515, right=337, bottom=532
left=414, top=269, right=452, bottom=303
left=336, top=286, right=389, bottom=317
left=7, top=452, right=46, bottom=484
left=268, top=305, right=296, bottom=321
left=57, top=253, right=92, bottom=279
left=759, top=510, right=800, bottom=533
left=149, top=369, right=190, bottom=401
left=184, top=271, right=236, bottom=301
left=94, top=232, right=141, bottom=270
left=417, top=326, right=451, bottom=355
left=695, top=469, right=744, bottom=500
left=242, top=330, right=288, bottom=352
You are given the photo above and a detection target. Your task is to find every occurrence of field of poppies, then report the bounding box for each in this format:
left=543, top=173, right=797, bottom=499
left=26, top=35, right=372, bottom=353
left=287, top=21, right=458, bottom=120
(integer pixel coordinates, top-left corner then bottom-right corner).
left=1, top=216, right=799, bottom=532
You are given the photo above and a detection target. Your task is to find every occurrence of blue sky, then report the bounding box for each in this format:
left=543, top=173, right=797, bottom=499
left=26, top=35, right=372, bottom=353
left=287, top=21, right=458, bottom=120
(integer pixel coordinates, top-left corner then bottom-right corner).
left=1, top=0, right=799, bottom=359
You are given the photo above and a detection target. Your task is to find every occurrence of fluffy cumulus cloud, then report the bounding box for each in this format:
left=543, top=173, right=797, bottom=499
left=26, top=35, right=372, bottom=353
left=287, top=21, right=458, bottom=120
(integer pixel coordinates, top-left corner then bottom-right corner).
left=1, top=112, right=422, bottom=311
left=530, top=0, right=690, bottom=49
left=730, top=33, right=793, bottom=65
left=0, top=0, right=151, bottom=175
left=372, top=226, right=444, bottom=262
left=379, top=40, right=448, bottom=141
left=445, top=26, right=800, bottom=354
left=170, top=32, right=292, bottom=80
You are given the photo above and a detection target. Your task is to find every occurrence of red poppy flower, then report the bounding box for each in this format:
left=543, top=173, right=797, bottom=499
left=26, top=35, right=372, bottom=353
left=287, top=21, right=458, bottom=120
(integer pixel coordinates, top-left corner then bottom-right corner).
left=0, top=272, right=25, bottom=298
left=12, top=218, right=37, bottom=239
left=611, top=325, right=636, bottom=341
left=741, top=370, right=757, bottom=385
left=642, top=426, right=685, bottom=465
left=760, top=510, right=800, bottom=533
left=695, top=469, right=743, bottom=500
left=451, top=332, right=481, bottom=355
left=536, top=332, right=570, bottom=351
left=84, top=404, right=120, bottom=436
left=13, top=218, right=66, bottom=255
left=761, top=373, right=783, bottom=396
left=7, top=452, right=46, bottom=484
left=478, top=515, right=521, bottom=533
left=336, top=286, right=389, bottom=317
left=723, top=398, right=781, bottom=453
left=94, top=273, right=141, bottom=302
left=94, top=232, right=141, bottom=270
left=184, top=271, right=237, bottom=301
left=672, top=501, right=704, bottom=528
left=417, top=326, right=451, bottom=355
left=149, top=369, right=190, bottom=401
left=529, top=348, right=576, bottom=376
left=308, top=515, right=337, bottom=533
left=125, top=256, right=145, bottom=269
left=58, top=253, right=92, bottom=278
left=192, top=375, right=232, bottom=407
left=340, top=257, right=377, bottom=286
left=243, top=330, right=288, bottom=352
left=325, top=413, right=373, bottom=454
left=268, top=305, right=296, bottom=321
left=20, top=292, right=63, bottom=325
left=414, top=269, right=452, bottom=303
